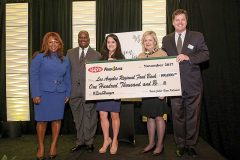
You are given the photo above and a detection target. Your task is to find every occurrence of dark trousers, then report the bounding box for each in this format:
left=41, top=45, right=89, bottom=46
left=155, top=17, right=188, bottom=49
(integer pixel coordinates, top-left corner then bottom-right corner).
left=69, top=98, right=97, bottom=146
left=171, top=93, right=201, bottom=148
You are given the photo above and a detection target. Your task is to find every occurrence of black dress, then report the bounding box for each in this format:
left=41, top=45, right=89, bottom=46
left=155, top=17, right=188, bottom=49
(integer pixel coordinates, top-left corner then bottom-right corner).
left=138, top=50, right=169, bottom=118
left=141, top=98, right=169, bottom=118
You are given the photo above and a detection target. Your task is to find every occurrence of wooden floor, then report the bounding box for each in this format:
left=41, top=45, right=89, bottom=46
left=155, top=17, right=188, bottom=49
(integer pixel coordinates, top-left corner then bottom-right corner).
left=0, top=134, right=226, bottom=160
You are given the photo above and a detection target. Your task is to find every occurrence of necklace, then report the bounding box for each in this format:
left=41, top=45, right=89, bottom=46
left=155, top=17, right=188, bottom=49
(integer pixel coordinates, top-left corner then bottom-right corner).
left=144, top=48, right=159, bottom=57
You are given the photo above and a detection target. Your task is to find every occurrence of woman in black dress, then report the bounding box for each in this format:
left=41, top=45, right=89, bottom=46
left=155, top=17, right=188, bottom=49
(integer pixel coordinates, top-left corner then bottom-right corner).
left=138, top=31, right=169, bottom=156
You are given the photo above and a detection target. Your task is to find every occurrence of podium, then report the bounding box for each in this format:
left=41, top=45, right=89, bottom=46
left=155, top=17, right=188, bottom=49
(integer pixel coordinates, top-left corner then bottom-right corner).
left=1, top=121, right=21, bottom=138
left=118, top=102, right=135, bottom=145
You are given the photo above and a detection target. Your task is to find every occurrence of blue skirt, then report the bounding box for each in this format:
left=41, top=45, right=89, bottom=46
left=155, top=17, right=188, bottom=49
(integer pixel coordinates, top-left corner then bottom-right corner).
left=96, top=100, right=121, bottom=112
left=34, top=91, right=65, bottom=121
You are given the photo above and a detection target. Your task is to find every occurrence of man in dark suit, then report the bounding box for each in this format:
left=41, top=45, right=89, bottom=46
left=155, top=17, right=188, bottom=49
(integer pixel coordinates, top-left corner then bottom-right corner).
left=162, top=9, right=209, bottom=157
left=67, top=30, right=101, bottom=153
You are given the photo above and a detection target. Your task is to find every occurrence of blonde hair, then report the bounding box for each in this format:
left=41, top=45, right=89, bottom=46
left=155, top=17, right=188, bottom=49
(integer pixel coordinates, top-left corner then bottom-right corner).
left=141, top=31, right=160, bottom=52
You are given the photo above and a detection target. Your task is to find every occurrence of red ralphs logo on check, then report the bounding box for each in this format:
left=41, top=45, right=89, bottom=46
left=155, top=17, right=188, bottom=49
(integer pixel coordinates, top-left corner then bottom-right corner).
left=88, top=66, right=103, bottom=73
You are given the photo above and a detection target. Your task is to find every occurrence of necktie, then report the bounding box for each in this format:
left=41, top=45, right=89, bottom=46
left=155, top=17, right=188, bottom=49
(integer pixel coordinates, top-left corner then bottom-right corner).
left=80, top=48, right=85, bottom=61
left=176, top=34, right=182, bottom=54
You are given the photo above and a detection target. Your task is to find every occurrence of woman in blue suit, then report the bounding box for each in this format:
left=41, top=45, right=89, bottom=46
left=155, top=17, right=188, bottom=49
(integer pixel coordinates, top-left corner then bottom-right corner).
left=30, top=32, right=71, bottom=160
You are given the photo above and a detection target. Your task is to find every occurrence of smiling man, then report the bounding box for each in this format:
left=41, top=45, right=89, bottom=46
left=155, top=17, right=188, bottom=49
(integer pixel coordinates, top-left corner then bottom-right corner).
left=162, top=9, right=209, bottom=158
left=67, top=30, right=101, bottom=153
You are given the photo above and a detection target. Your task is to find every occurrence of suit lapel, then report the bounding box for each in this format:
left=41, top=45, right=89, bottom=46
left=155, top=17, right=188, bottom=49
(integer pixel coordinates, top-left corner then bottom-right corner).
left=170, top=33, right=178, bottom=55
left=85, top=47, right=94, bottom=63
left=73, top=47, right=81, bottom=64
left=182, top=30, right=190, bottom=54
left=85, top=47, right=92, bottom=60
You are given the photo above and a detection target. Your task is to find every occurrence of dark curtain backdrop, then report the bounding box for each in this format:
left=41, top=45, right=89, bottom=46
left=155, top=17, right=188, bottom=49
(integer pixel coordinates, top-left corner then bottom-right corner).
left=167, top=0, right=240, bottom=159
left=30, top=0, right=72, bottom=54
left=96, top=0, right=142, bottom=52
left=166, top=0, right=179, bottom=34
left=0, top=0, right=6, bottom=123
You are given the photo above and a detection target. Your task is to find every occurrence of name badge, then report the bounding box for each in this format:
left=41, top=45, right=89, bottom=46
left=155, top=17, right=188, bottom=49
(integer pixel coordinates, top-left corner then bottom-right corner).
left=187, top=44, right=194, bottom=50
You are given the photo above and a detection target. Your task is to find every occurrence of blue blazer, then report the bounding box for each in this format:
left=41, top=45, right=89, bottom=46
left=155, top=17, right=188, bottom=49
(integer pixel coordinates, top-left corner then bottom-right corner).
left=30, top=53, right=71, bottom=98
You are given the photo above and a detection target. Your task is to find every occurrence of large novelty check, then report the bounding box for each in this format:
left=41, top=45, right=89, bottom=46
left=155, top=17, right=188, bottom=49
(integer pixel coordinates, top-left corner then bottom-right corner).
left=85, top=56, right=182, bottom=100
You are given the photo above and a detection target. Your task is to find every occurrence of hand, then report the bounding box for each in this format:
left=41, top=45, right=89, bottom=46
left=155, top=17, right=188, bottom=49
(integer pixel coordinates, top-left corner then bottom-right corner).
left=176, top=54, right=189, bottom=62
left=158, top=97, right=165, bottom=100
left=65, top=97, right=69, bottom=103
left=33, top=96, right=41, bottom=104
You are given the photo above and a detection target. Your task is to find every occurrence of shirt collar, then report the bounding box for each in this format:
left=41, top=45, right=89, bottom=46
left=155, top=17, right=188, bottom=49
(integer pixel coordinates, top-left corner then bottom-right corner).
left=79, top=46, right=89, bottom=56
left=175, top=30, right=186, bottom=39
left=174, top=30, right=186, bottom=45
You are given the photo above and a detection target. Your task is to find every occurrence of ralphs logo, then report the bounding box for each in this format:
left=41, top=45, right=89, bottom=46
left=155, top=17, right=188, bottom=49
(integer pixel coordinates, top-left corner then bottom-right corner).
left=104, top=66, right=123, bottom=71
left=88, top=66, right=103, bottom=73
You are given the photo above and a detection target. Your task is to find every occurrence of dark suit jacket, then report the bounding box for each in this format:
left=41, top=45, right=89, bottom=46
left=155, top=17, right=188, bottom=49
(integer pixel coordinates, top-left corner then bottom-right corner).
left=67, top=47, right=101, bottom=99
left=162, top=30, right=209, bottom=96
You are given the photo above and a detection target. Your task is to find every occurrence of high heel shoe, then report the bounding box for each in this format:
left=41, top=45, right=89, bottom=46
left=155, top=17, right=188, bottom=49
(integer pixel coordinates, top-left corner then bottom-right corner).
left=110, top=141, right=118, bottom=155
left=48, top=154, right=57, bottom=159
left=36, top=157, right=45, bottom=160
left=49, top=144, right=57, bottom=159
left=142, top=144, right=156, bottom=153
left=152, top=146, right=164, bottom=156
left=36, top=147, right=45, bottom=160
left=99, top=138, right=112, bottom=154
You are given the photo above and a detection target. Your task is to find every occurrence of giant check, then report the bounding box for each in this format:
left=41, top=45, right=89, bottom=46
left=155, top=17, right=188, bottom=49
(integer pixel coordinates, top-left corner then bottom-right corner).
left=85, top=56, right=182, bottom=100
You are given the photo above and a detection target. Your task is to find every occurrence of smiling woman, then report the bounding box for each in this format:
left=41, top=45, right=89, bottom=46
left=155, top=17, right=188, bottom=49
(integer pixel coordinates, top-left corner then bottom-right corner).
left=137, top=31, right=169, bottom=156
left=48, top=37, right=60, bottom=53
left=37, top=32, right=64, bottom=60
left=30, top=32, right=71, bottom=159
left=96, top=34, right=125, bottom=155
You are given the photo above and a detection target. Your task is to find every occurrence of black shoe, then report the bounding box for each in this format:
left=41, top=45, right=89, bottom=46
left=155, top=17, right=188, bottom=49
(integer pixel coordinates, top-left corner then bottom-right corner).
left=70, top=144, right=86, bottom=153
left=86, top=144, right=94, bottom=153
left=176, top=147, right=185, bottom=157
left=152, top=146, right=164, bottom=156
left=142, top=145, right=156, bottom=153
left=187, top=148, right=198, bottom=158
